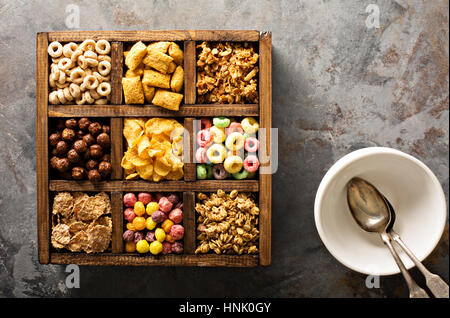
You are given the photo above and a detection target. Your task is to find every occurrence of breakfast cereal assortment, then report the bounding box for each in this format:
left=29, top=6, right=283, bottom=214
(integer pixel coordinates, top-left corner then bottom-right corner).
left=195, top=190, right=259, bottom=255
left=48, top=39, right=112, bottom=105
left=122, top=41, right=184, bottom=110
left=195, top=117, right=260, bottom=179
left=196, top=42, right=259, bottom=104
left=51, top=192, right=112, bottom=253
left=121, top=118, right=184, bottom=181
left=122, top=192, right=184, bottom=255
left=49, top=118, right=111, bottom=181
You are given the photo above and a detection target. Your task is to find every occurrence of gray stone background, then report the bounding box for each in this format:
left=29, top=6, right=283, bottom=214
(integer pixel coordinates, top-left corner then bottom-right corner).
left=0, top=0, right=448, bottom=298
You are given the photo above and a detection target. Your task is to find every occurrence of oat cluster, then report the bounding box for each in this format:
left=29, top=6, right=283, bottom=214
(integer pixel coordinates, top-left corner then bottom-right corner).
left=51, top=192, right=112, bottom=253
left=195, top=190, right=259, bottom=255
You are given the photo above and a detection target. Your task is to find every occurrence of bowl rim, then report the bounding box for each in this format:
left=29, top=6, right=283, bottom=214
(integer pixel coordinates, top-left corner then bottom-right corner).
left=314, top=147, right=447, bottom=276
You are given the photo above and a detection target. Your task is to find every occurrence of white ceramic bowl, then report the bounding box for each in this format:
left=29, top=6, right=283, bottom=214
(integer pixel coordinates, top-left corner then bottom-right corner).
left=314, top=147, right=447, bottom=276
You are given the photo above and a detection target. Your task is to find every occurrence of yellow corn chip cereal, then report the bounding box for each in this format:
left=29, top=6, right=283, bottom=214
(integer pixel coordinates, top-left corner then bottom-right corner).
left=142, top=69, right=171, bottom=89
left=143, top=50, right=173, bottom=74
left=125, top=41, right=147, bottom=70
left=170, top=66, right=184, bottom=93
left=151, top=89, right=183, bottom=111
left=168, top=42, right=184, bottom=65
left=122, top=77, right=144, bottom=104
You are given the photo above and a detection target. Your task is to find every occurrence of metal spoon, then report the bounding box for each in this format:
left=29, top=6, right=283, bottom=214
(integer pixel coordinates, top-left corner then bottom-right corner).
left=346, top=177, right=429, bottom=298
left=383, top=195, right=449, bottom=298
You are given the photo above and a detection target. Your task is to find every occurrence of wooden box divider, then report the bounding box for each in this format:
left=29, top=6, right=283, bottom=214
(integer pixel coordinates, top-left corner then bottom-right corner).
left=38, top=30, right=271, bottom=267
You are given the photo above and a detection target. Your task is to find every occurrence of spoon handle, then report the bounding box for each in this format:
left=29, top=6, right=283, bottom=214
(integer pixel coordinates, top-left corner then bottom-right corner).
left=389, top=230, right=449, bottom=298
left=380, top=232, right=429, bottom=298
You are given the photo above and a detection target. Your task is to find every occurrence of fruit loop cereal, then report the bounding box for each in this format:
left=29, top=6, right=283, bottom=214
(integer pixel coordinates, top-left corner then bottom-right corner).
left=51, top=192, right=112, bottom=253
left=195, top=117, right=260, bottom=180
left=122, top=192, right=184, bottom=255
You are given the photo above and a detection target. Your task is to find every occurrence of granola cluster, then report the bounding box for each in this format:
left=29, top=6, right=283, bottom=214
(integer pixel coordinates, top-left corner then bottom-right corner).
left=196, top=42, right=259, bottom=104
left=195, top=190, right=259, bottom=255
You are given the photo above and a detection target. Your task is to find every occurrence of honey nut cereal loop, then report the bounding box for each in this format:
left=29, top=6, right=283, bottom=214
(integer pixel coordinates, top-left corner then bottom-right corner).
left=48, top=41, right=63, bottom=58
left=56, top=89, right=67, bottom=104
left=58, top=58, right=72, bottom=71
left=83, top=91, right=95, bottom=104
left=79, top=39, right=96, bottom=51
left=63, top=42, right=78, bottom=58
left=82, top=75, right=99, bottom=90
left=95, top=40, right=111, bottom=55
left=97, top=82, right=111, bottom=96
left=69, top=83, right=81, bottom=99
left=69, top=67, right=85, bottom=84
left=98, top=60, right=111, bottom=76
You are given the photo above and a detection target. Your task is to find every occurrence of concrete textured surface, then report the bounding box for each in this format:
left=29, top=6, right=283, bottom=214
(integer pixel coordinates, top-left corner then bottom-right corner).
left=0, top=0, right=448, bottom=298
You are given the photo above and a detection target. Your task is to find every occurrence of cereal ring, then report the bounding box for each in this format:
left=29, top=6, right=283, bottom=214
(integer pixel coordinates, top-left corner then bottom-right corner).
left=212, top=164, right=228, bottom=180
left=56, top=89, right=67, bottom=104
left=69, top=67, right=85, bottom=84
left=49, top=91, right=59, bottom=104
left=95, top=40, right=111, bottom=55
left=241, top=117, right=259, bottom=134
left=48, top=41, right=63, bottom=58
left=244, top=137, right=259, bottom=153
left=232, top=168, right=249, bottom=180
left=200, top=118, right=212, bottom=130
left=227, top=122, right=244, bottom=135
left=213, top=117, right=230, bottom=128
left=69, top=83, right=81, bottom=99
left=98, top=60, right=111, bottom=76
left=57, top=70, right=66, bottom=84
left=92, top=71, right=103, bottom=83
left=243, top=155, right=260, bottom=173
left=225, top=132, right=245, bottom=151
left=89, top=89, right=101, bottom=99
left=49, top=77, right=56, bottom=88
left=84, top=50, right=97, bottom=60
left=83, top=91, right=95, bottom=104
left=58, top=58, right=72, bottom=71
left=98, top=55, right=112, bottom=62
left=52, top=57, right=63, bottom=64
left=102, top=74, right=111, bottom=82
left=195, top=147, right=208, bottom=163
left=97, top=82, right=111, bottom=96
left=205, top=164, right=213, bottom=179
left=55, top=82, right=69, bottom=89
left=210, top=126, right=225, bottom=144
left=79, top=39, right=96, bottom=51
left=82, top=75, right=99, bottom=90
left=71, top=48, right=83, bottom=64
left=196, top=129, right=213, bottom=148
left=77, top=55, right=88, bottom=69
left=223, top=155, right=243, bottom=174
left=206, top=144, right=226, bottom=164
left=50, top=63, right=60, bottom=75
left=75, top=95, right=86, bottom=105
left=63, top=87, right=74, bottom=102
left=63, top=42, right=78, bottom=58
left=85, top=57, right=98, bottom=67
left=49, top=71, right=59, bottom=83
left=94, top=98, right=108, bottom=105
left=196, top=164, right=208, bottom=180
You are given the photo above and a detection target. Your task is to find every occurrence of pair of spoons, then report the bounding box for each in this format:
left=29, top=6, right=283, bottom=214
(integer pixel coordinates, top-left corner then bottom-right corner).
left=347, top=177, right=449, bottom=298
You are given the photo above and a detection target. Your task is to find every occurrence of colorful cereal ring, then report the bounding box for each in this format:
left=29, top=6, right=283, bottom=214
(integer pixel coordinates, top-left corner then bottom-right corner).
left=206, top=144, right=226, bottom=164
left=244, top=155, right=260, bottom=173
left=212, top=164, right=228, bottom=179
left=232, top=168, right=249, bottom=180
left=244, top=137, right=259, bottom=153
left=196, top=129, right=213, bottom=148
left=213, top=117, right=230, bottom=128
left=225, top=132, right=245, bottom=151
left=197, top=164, right=208, bottom=180
left=226, top=122, right=244, bottom=135
left=195, top=147, right=208, bottom=163
left=241, top=117, right=259, bottom=134
left=223, top=155, right=244, bottom=174
left=200, top=118, right=212, bottom=130
left=205, top=164, right=213, bottom=179
left=210, top=126, right=226, bottom=143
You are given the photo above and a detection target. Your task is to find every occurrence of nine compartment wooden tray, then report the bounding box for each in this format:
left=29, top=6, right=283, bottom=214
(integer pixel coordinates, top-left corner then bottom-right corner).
left=36, top=30, right=272, bottom=267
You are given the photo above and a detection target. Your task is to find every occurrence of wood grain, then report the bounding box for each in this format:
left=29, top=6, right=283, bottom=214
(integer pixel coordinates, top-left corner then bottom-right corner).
left=50, top=253, right=258, bottom=267
left=110, top=118, right=123, bottom=180
left=183, top=118, right=196, bottom=181
left=110, top=42, right=123, bottom=105
left=184, top=41, right=196, bottom=104
left=47, top=30, right=260, bottom=42
left=48, top=104, right=259, bottom=117
left=258, top=31, right=272, bottom=266
left=183, top=192, right=196, bottom=254
left=111, top=192, right=123, bottom=253
left=36, top=32, right=50, bottom=264
left=49, top=180, right=259, bottom=192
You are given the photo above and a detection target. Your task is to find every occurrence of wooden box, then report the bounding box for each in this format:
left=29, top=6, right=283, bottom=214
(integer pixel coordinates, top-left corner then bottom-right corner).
left=36, top=30, right=272, bottom=267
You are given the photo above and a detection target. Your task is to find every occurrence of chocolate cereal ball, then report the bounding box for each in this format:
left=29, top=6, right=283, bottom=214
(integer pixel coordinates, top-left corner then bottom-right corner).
left=85, top=159, right=98, bottom=171
left=49, top=132, right=61, bottom=147
left=88, top=169, right=101, bottom=182
left=62, top=128, right=75, bottom=142
left=101, top=154, right=111, bottom=163
left=83, top=134, right=96, bottom=146
left=76, top=130, right=85, bottom=139
left=73, top=140, right=88, bottom=153
left=71, top=166, right=85, bottom=180
left=56, top=158, right=70, bottom=173
left=102, top=125, right=110, bottom=134
left=78, top=118, right=91, bottom=131
left=67, top=149, right=81, bottom=163
left=90, top=144, right=103, bottom=159
left=50, top=156, right=59, bottom=169
left=98, top=161, right=112, bottom=177
left=97, top=133, right=110, bottom=149
left=88, top=122, right=102, bottom=136
left=55, top=141, right=69, bottom=156
left=65, top=119, right=78, bottom=129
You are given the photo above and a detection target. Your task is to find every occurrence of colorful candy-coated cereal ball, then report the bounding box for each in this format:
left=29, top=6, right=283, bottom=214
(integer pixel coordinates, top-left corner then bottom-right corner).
left=241, top=117, right=259, bottom=134
left=244, top=155, right=260, bottom=173
left=210, top=126, right=226, bottom=143
left=134, top=231, right=145, bottom=243
left=134, top=201, right=146, bottom=216
left=213, top=117, right=230, bottom=128
left=122, top=229, right=134, bottom=242
left=124, top=207, right=136, bottom=222
left=226, top=122, right=244, bottom=135
left=161, top=242, right=172, bottom=255
left=132, top=216, right=146, bottom=231
left=136, top=239, right=150, bottom=253
left=125, top=241, right=136, bottom=253
left=123, top=193, right=137, bottom=208
left=223, top=155, right=244, bottom=174
left=195, top=147, right=208, bottom=163
left=197, top=164, right=208, bottom=180
left=200, top=117, right=212, bottom=130
left=225, top=132, right=245, bottom=151
left=126, top=222, right=136, bottom=231
left=145, top=217, right=157, bottom=230
left=169, top=208, right=183, bottom=224
left=165, top=233, right=175, bottom=243
left=145, top=230, right=156, bottom=242
left=158, top=197, right=173, bottom=213
left=146, top=201, right=159, bottom=215
left=206, top=144, right=226, bottom=164
left=170, top=224, right=184, bottom=240
left=149, top=241, right=163, bottom=255
left=171, top=242, right=184, bottom=254
left=137, top=192, right=152, bottom=205
left=161, top=219, right=174, bottom=233
left=155, top=228, right=166, bottom=242
left=167, top=193, right=179, bottom=205
left=151, top=210, right=167, bottom=223
left=244, top=137, right=259, bottom=153
left=197, top=129, right=213, bottom=148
